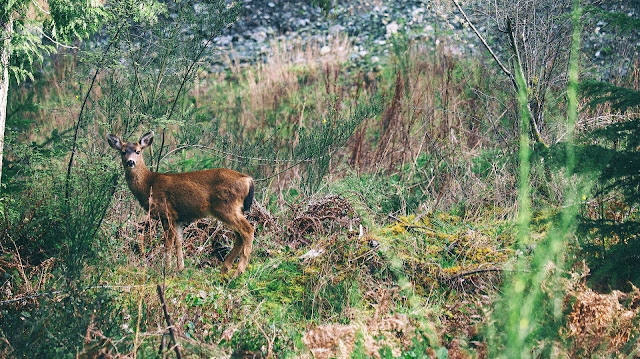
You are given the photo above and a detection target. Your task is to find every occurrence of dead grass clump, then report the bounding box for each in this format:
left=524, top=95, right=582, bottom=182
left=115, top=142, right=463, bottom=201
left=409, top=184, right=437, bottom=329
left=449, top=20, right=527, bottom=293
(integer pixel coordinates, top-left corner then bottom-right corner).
left=298, top=232, right=396, bottom=323
left=565, top=284, right=640, bottom=357
left=0, top=198, right=58, bottom=308
left=440, top=296, right=491, bottom=357
left=302, top=314, right=414, bottom=359
left=287, top=194, right=361, bottom=247
left=77, top=321, right=121, bottom=359
left=437, top=228, right=507, bottom=295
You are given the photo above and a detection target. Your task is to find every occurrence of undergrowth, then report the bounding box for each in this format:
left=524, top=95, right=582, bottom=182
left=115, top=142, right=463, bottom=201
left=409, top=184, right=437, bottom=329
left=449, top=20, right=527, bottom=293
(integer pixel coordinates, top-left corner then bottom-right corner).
left=2, top=5, right=640, bottom=356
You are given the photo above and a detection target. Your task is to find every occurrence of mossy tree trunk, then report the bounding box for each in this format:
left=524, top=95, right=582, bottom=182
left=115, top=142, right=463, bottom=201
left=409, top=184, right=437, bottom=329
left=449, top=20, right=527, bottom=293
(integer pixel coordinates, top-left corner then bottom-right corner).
left=0, top=15, right=12, bottom=188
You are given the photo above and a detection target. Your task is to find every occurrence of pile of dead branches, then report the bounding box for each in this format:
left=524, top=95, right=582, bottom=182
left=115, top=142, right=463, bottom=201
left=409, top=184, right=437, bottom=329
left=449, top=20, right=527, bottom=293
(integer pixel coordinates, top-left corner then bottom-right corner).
left=286, top=195, right=361, bottom=247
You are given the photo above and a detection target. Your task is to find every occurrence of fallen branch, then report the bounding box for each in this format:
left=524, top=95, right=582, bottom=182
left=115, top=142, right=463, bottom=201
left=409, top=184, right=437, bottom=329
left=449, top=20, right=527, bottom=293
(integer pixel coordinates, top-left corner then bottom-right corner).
left=157, top=284, right=182, bottom=359
left=0, top=290, right=64, bottom=305
left=446, top=267, right=503, bottom=282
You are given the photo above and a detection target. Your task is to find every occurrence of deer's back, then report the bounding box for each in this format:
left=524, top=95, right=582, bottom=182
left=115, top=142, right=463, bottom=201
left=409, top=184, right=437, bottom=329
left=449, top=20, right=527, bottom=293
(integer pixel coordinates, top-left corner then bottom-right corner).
left=147, top=168, right=251, bottom=222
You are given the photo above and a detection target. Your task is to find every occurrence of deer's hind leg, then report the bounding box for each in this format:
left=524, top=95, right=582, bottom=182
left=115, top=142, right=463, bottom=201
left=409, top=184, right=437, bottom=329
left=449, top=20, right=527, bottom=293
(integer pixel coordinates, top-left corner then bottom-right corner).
left=221, top=232, right=243, bottom=274
left=233, top=216, right=254, bottom=277
left=216, top=209, right=254, bottom=276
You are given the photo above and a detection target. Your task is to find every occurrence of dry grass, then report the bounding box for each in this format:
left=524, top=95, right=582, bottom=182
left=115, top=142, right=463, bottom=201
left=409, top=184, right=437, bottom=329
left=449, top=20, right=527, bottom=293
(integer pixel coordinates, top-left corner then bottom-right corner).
left=565, top=283, right=640, bottom=357
left=302, top=313, right=414, bottom=359
left=287, top=194, right=361, bottom=247
left=224, top=35, right=353, bottom=132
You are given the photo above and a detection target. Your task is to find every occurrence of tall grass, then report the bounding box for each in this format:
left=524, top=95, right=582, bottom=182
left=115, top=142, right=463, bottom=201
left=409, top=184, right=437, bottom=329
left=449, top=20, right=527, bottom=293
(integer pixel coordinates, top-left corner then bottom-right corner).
left=183, top=35, right=522, bottom=213
left=489, top=1, right=585, bottom=356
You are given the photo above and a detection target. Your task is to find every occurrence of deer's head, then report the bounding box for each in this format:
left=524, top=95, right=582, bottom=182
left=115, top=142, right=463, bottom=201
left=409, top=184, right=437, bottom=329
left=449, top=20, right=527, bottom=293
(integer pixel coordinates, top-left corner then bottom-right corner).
left=107, top=131, right=154, bottom=169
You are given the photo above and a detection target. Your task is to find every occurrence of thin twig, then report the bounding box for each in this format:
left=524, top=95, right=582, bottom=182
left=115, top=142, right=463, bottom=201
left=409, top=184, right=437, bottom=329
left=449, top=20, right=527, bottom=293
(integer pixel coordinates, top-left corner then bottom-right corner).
left=0, top=290, right=64, bottom=305
left=155, top=22, right=227, bottom=171
left=161, top=144, right=321, bottom=163
left=158, top=142, right=336, bottom=183
left=156, top=284, right=182, bottom=359
left=0, top=284, right=155, bottom=306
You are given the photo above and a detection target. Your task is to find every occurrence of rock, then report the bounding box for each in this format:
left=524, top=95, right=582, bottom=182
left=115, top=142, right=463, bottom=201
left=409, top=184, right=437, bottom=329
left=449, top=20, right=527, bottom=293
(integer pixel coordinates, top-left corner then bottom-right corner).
left=329, top=24, right=345, bottom=36
left=202, top=0, right=637, bottom=77
left=385, top=21, right=399, bottom=37
left=320, top=46, right=331, bottom=55
left=251, top=30, right=267, bottom=44
left=215, top=35, right=233, bottom=46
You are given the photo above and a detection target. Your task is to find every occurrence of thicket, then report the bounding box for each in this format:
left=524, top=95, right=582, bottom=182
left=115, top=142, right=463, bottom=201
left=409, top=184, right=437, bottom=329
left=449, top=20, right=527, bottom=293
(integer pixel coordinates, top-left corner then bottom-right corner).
left=1, top=0, right=639, bottom=357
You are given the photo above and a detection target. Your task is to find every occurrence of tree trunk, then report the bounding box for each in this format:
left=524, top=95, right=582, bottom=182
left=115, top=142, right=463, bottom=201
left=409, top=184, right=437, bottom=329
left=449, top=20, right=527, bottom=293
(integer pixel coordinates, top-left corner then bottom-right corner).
left=0, top=16, right=13, bottom=189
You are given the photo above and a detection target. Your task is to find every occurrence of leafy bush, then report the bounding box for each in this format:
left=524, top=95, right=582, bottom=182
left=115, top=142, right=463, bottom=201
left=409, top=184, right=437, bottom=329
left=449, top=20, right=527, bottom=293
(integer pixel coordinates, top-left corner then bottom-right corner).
left=0, top=149, right=120, bottom=356
left=1, top=286, right=122, bottom=358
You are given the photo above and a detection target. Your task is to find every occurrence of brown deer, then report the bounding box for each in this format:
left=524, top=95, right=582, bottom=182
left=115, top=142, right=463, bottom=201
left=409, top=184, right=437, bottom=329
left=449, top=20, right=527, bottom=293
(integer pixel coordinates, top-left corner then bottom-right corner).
left=107, top=131, right=255, bottom=277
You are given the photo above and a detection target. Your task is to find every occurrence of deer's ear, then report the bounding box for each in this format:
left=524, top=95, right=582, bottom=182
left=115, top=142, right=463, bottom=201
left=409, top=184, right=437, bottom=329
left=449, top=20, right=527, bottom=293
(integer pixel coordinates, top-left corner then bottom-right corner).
left=107, top=134, right=122, bottom=151
left=140, top=131, right=154, bottom=149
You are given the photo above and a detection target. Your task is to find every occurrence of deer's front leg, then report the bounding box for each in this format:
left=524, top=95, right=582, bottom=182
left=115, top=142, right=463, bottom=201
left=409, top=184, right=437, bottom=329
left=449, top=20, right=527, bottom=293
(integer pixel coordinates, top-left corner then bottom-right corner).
left=160, top=218, right=176, bottom=268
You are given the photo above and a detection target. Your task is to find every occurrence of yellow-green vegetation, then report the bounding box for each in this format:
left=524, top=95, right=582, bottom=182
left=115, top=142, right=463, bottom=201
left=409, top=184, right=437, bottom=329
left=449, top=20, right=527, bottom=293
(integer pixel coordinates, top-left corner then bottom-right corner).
left=378, top=213, right=514, bottom=295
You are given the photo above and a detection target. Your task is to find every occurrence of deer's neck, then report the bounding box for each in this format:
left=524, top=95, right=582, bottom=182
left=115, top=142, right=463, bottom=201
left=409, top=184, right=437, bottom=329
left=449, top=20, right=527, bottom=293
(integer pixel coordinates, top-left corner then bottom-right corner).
left=124, top=163, right=152, bottom=210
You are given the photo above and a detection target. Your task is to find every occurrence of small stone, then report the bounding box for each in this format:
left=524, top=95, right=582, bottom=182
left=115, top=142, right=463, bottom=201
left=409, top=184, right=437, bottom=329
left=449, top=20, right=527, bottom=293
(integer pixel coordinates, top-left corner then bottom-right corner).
left=386, top=21, right=399, bottom=37
left=251, top=31, right=267, bottom=43
left=215, top=35, right=232, bottom=46
left=329, top=24, right=345, bottom=36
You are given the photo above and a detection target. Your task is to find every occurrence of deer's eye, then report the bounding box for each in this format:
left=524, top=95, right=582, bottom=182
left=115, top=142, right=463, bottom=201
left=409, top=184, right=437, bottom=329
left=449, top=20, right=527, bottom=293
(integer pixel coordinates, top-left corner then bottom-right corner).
left=136, top=151, right=140, bottom=155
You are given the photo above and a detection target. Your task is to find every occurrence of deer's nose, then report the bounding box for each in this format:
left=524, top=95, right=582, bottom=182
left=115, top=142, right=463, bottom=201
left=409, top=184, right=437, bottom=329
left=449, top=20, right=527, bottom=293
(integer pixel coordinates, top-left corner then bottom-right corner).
left=126, top=160, right=136, bottom=167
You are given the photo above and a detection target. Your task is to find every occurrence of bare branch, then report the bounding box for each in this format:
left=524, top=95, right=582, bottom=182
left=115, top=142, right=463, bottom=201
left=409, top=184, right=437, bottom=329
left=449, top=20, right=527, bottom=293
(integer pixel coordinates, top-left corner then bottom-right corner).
left=35, top=27, right=78, bottom=50
left=507, top=18, right=548, bottom=148
left=31, top=0, right=50, bottom=15
left=451, top=0, right=513, bottom=81
left=446, top=266, right=504, bottom=282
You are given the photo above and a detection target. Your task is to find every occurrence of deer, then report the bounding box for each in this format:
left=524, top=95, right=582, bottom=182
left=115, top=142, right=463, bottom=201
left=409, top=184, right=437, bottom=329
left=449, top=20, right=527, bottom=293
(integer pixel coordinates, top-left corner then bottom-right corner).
left=107, top=131, right=255, bottom=277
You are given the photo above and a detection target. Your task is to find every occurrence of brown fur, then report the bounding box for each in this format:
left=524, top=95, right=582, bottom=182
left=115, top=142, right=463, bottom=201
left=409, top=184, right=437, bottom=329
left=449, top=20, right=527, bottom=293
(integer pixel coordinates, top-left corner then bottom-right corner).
left=107, top=131, right=255, bottom=276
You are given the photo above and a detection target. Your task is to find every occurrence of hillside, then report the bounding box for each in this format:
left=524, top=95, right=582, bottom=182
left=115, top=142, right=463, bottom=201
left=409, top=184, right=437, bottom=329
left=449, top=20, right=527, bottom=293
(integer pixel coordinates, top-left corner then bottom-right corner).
left=1, top=0, right=639, bottom=358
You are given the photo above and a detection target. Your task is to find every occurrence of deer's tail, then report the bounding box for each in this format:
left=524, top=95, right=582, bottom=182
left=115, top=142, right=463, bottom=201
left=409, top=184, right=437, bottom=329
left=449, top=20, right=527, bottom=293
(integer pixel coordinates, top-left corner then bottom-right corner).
left=243, top=179, right=254, bottom=212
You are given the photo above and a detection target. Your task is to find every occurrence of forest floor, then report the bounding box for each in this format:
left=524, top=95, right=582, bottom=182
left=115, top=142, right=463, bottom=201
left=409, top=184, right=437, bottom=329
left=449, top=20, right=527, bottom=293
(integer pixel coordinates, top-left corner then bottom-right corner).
left=70, top=189, right=637, bottom=358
